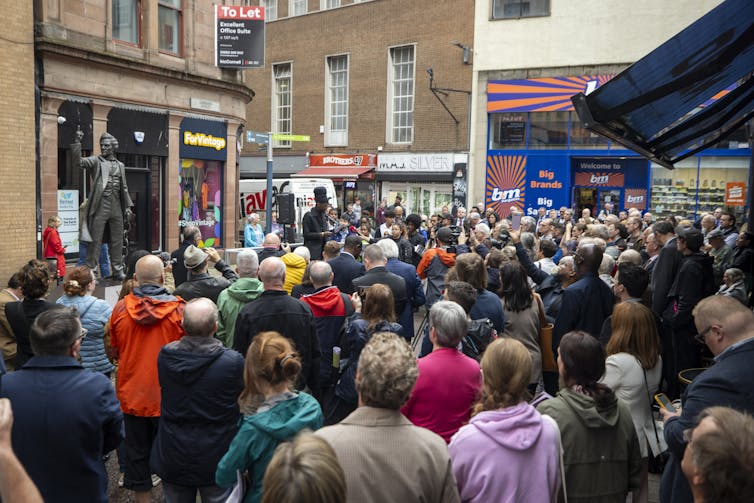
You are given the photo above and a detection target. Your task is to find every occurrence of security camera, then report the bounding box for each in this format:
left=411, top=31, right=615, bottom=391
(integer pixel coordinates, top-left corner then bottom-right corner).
left=57, top=116, right=66, bottom=125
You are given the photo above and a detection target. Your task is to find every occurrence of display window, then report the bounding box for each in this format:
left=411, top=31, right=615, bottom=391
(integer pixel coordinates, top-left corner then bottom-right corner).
left=381, top=182, right=452, bottom=217
left=179, top=159, right=224, bottom=247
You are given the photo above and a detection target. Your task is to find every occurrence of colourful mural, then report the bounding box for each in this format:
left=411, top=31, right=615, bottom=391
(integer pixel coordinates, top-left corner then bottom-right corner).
left=485, top=154, right=526, bottom=218
left=487, top=75, right=614, bottom=113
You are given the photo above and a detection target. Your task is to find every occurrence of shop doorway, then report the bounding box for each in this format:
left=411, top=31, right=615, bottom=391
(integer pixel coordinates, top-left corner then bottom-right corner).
left=574, top=188, right=597, bottom=218
left=598, top=189, right=621, bottom=213
left=126, top=169, right=151, bottom=254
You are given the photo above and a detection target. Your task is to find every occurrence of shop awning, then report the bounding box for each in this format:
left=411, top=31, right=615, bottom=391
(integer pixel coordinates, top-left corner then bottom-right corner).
left=571, top=0, right=754, bottom=170
left=292, top=166, right=374, bottom=179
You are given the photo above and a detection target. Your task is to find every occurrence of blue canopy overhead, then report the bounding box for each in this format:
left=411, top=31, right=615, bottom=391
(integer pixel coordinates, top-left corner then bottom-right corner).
left=572, top=0, right=754, bottom=169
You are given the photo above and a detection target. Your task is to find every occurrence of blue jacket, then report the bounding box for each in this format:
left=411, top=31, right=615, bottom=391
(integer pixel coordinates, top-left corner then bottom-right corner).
left=151, top=336, right=244, bottom=487
left=56, top=294, right=114, bottom=374
left=336, top=317, right=403, bottom=405
left=660, top=338, right=754, bottom=503
left=216, top=392, right=323, bottom=503
left=0, top=355, right=123, bottom=503
left=328, top=252, right=365, bottom=294
left=470, top=289, right=505, bottom=333
left=386, top=258, right=426, bottom=341
left=553, top=273, right=614, bottom=352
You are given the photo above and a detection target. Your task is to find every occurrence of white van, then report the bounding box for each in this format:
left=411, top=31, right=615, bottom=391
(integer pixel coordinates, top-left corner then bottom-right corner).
left=238, top=178, right=337, bottom=240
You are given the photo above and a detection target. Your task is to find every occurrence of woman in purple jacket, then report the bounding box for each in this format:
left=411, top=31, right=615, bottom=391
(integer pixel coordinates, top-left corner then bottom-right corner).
left=448, top=338, right=562, bottom=503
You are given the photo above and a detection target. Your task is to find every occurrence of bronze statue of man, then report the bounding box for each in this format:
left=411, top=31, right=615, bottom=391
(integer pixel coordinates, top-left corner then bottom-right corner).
left=72, top=130, right=133, bottom=280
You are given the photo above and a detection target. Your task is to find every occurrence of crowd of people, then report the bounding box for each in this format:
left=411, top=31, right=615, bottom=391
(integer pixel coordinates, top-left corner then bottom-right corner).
left=0, top=192, right=753, bottom=503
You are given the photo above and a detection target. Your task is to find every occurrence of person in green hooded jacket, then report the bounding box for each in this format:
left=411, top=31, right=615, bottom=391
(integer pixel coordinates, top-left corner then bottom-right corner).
left=216, top=250, right=264, bottom=348
left=537, top=330, right=642, bottom=503
left=216, top=331, right=323, bottom=503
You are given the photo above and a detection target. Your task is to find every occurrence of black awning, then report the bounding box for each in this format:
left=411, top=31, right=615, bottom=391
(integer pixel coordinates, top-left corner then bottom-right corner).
left=572, top=0, right=754, bottom=169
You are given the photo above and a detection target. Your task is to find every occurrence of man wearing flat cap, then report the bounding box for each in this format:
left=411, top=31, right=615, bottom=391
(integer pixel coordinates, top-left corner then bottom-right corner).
left=173, top=245, right=238, bottom=303
left=302, top=186, right=332, bottom=260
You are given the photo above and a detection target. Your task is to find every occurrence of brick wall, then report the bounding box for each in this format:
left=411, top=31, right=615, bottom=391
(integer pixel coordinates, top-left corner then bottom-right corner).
left=242, top=0, right=474, bottom=156
left=0, top=0, right=37, bottom=281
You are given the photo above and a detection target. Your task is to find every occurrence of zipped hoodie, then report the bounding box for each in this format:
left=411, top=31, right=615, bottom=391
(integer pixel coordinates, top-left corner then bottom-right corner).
left=537, top=388, right=642, bottom=503
left=110, top=284, right=185, bottom=416
left=215, top=392, right=323, bottom=503
left=418, top=248, right=457, bottom=307
left=449, top=402, right=560, bottom=503
left=216, top=277, right=264, bottom=347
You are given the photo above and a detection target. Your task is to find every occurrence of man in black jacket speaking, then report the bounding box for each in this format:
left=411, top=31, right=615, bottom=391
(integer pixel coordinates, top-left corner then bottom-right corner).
left=302, top=186, right=332, bottom=260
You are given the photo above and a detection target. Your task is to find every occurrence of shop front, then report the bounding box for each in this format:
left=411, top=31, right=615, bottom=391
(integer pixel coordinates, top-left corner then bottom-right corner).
left=484, top=75, right=751, bottom=219
left=376, top=153, right=462, bottom=217
left=294, top=154, right=376, bottom=211
left=179, top=118, right=228, bottom=248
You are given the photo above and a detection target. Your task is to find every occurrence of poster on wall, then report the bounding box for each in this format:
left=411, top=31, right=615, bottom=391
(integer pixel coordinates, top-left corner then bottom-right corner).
left=215, top=5, right=265, bottom=68
left=726, top=182, right=746, bottom=206
left=179, top=160, right=223, bottom=248
left=57, top=190, right=79, bottom=253
left=485, top=155, right=526, bottom=218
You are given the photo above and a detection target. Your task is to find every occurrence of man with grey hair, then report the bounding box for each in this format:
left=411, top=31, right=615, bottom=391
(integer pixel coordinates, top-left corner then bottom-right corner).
left=401, top=301, right=481, bottom=443
left=353, top=244, right=408, bottom=325
left=378, top=238, right=425, bottom=341
left=216, top=250, right=263, bottom=348
left=300, top=261, right=354, bottom=389
left=233, top=257, right=320, bottom=397
left=469, top=222, right=491, bottom=258
left=171, top=225, right=202, bottom=287
left=317, top=332, right=460, bottom=503
left=152, top=298, right=244, bottom=502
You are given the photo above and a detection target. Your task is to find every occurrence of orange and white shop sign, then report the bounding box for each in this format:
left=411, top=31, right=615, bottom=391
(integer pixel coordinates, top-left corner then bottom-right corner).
left=725, top=182, right=746, bottom=206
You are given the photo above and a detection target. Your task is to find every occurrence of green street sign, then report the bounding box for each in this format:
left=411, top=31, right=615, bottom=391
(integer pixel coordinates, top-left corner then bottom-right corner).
left=270, top=134, right=310, bottom=142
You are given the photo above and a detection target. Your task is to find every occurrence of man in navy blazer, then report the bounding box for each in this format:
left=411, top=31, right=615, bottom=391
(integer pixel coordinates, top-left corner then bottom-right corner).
left=659, top=296, right=754, bottom=503
left=0, top=306, right=123, bottom=503
left=378, top=238, right=426, bottom=341
left=328, top=235, right=365, bottom=294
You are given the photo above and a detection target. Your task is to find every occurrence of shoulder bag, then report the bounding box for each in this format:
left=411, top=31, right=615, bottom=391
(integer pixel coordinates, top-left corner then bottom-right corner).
left=640, top=361, right=670, bottom=473
left=535, top=293, right=556, bottom=371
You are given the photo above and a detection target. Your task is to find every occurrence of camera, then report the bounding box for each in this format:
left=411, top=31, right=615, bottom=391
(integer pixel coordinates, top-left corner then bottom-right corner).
left=446, top=225, right=462, bottom=245
left=489, top=230, right=511, bottom=250
left=152, top=250, right=176, bottom=267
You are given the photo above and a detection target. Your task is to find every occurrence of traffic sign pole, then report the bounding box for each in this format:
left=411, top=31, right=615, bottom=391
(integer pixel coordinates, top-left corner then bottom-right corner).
left=265, top=132, right=273, bottom=234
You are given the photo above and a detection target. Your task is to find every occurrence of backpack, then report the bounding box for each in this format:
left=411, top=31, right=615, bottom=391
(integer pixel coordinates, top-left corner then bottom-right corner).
left=461, top=318, right=497, bottom=361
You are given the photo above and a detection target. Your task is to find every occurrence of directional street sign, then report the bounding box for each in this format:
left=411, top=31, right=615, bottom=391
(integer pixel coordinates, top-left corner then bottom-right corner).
left=246, top=131, right=269, bottom=144
left=270, top=134, right=310, bottom=142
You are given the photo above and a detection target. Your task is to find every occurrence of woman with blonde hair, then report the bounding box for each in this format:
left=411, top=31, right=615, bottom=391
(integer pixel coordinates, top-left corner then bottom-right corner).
left=449, top=338, right=561, bottom=502
left=600, top=301, right=662, bottom=503
left=328, top=283, right=402, bottom=424
left=215, top=331, right=323, bottom=503
left=56, top=266, right=114, bottom=376
left=42, top=215, right=66, bottom=280
left=262, top=431, right=345, bottom=503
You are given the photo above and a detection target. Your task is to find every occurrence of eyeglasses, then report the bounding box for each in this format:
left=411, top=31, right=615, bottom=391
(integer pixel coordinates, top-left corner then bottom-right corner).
left=694, top=325, right=714, bottom=345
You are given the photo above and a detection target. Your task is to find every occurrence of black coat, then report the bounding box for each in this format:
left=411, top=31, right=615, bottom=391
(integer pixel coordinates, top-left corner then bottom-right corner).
left=352, top=266, right=408, bottom=321
left=170, top=239, right=194, bottom=287
left=302, top=208, right=328, bottom=260
left=5, top=299, right=56, bottom=368
left=233, top=290, right=321, bottom=396
left=328, top=252, right=365, bottom=294
left=651, top=237, right=683, bottom=320
left=172, top=261, right=238, bottom=303
left=151, top=338, right=244, bottom=486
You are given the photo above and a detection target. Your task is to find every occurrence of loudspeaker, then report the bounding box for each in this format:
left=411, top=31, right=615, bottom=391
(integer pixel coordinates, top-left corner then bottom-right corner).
left=277, top=193, right=296, bottom=224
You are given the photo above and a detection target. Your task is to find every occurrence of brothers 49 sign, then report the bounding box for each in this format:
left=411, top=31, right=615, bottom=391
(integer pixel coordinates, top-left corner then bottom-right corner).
left=215, top=5, right=265, bottom=68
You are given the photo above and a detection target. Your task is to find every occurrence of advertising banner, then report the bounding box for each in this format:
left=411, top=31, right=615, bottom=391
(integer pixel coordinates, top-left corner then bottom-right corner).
left=487, top=75, right=614, bottom=113
left=377, top=153, right=454, bottom=172
left=57, top=190, right=79, bottom=253
left=624, top=189, right=648, bottom=210
left=215, top=5, right=265, bottom=68
left=726, top=182, right=746, bottom=206
left=310, top=154, right=376, bottom=168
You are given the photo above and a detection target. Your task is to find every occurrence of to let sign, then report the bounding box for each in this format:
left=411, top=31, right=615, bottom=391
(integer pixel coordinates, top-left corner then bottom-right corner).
left=215, top=5, right=265, bottom=68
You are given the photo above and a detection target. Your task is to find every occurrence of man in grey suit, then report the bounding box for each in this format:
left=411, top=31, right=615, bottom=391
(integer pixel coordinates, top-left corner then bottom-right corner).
left=72, top=129, right=133, bottom=280
left=317, top=332, right=460, bottom=503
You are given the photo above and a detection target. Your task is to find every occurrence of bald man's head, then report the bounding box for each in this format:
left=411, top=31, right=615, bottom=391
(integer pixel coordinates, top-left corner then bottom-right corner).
left=182, top=298, right=218, bottom=337
left=575, top=242, right=603, bottom=276
left=258, top=257, right=286, bottom=289
left=309, top=261, right=333, bottom=288
left=263, top=233, right=281, bottom=248
left=135, top=255, right=164, bottom=286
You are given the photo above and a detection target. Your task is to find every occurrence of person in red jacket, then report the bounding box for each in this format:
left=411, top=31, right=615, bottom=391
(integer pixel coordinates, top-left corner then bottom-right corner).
left=42, top=215, right=66, bottom=280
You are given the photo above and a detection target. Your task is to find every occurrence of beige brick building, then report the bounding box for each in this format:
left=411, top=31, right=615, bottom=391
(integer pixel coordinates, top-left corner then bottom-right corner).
left=0, top=0, right=37, bottom=281
left=30, top=0, right=252, bottom=280
left=242, top=0, right=474, bottom=217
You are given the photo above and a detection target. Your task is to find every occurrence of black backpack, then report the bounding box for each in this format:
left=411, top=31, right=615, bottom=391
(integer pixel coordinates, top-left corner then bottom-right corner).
left=461, top=318, right=497, bottom=361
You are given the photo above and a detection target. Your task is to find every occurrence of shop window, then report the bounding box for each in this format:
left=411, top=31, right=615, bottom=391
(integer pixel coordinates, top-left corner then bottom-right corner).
left=323, top=0, right=340, bottom=8
left=570, top=112, right=609, bottom=149
left=325, top=55, right=349, bottom=147
left=387, top=45, right=415, bottom=144
left=529, top=111, right=569, bottom=149
left=112, top=0, right=140, bottom=45
left=158, top=0, right=182, bottom=55
left=289, top=0, right=307, bottom=16
left=490, top=113, right=527, bottom=150
left=492, top=0, right=549, bottom=19
left=261, top=0, right=277, bottom=21
left=272, top=63, right=292, bottom=148
left=179, top=159, right=224, bottom=248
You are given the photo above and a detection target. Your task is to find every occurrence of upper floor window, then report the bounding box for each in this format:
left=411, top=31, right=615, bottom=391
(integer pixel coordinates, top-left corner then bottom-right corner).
left=323, top=0, right=341, bottom=9
left=492, top=0, right=550, bottom=19
left=272, top=63, right=292, bottom=148
left=113, top=0, right=140, bottom=45
left=158, top=0, right=182, bottom=55
left=387, top=45, right=415, bottom=144
left=325, top=55, right=349, bottom=146
left=289, top=0, right=307, bottom=16
left=261, top=0, right=277, bottom=21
